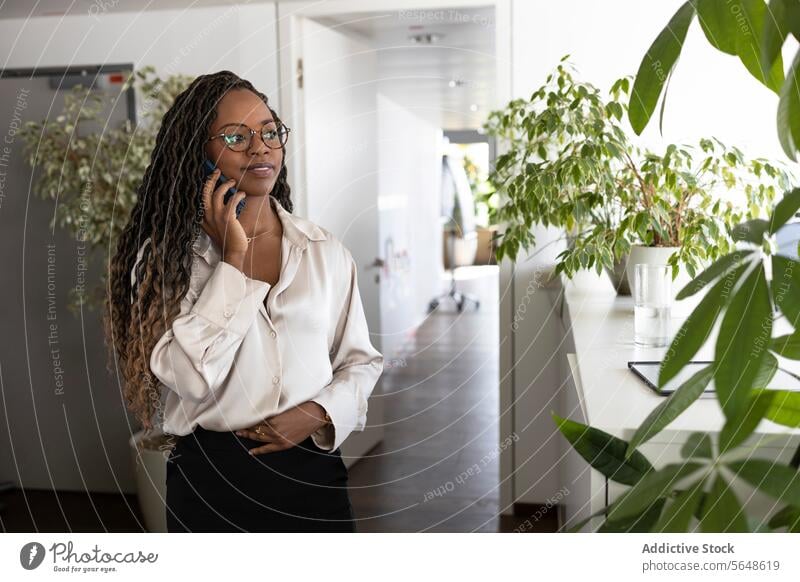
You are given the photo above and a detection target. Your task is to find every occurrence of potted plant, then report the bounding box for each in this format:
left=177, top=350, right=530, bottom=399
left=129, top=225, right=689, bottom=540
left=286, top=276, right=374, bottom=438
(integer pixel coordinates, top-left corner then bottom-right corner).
left=483, top=58, right=635, bottom=293
left=616, top=138, right=790, bottom=305
left=482, top=59, right=790, bottom=302
left=553, top=0, right=800, bottom=532
left=19, top=65, right=193, bottom=532
left=463, top=152, right=498, bottom=265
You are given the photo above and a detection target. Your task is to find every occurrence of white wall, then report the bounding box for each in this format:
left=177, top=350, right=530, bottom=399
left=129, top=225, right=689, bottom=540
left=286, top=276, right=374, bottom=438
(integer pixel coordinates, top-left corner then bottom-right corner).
left=0, top=3, right=281, bottom=118
left=512, top=0, right=797, bottom=161
left=377, top=92, right=444, bottom=361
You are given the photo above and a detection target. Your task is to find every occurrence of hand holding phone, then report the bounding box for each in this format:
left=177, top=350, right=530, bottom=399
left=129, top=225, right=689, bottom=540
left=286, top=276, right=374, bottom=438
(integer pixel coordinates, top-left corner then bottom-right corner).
left=202, top=159, right=246, bottom=217
left=200, top=160, right=249, bottom=263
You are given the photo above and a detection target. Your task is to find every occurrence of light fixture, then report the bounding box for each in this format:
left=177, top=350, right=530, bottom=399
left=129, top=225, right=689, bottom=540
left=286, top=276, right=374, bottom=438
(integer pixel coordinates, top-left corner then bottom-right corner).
left=408, top=32, right=444, bottom=44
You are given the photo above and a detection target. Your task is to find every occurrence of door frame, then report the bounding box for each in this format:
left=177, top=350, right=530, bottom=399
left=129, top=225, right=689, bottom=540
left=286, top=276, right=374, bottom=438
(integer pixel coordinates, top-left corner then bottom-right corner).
left=277, top=0, right=512, bottom=216
left=277, top=0, right=514, bottom=514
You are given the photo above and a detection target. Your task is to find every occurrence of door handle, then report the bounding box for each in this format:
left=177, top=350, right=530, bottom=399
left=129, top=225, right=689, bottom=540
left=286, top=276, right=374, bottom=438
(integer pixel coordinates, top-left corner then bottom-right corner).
left=366, top=257, right=384, bottom=284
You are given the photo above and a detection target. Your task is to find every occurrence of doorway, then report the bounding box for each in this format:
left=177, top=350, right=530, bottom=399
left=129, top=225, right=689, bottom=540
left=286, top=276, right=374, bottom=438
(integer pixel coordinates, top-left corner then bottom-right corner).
left=278, top=0, right=516, bottom=531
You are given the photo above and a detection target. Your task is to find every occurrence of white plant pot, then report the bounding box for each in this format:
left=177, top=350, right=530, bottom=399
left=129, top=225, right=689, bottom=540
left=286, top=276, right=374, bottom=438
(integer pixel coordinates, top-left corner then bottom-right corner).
left=626, top=245, right=701, bottom=317
left=129, top=430, right=172, bottom=533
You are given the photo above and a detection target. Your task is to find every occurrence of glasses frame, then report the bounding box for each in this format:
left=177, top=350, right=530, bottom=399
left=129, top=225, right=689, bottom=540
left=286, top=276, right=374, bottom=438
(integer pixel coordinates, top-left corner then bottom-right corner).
left=207, top=122, right=291, bottom=152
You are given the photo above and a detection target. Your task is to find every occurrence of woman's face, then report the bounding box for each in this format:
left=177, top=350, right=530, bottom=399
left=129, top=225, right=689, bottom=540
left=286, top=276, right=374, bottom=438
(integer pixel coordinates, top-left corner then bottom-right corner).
left=204, top=88, right=284, bottom=197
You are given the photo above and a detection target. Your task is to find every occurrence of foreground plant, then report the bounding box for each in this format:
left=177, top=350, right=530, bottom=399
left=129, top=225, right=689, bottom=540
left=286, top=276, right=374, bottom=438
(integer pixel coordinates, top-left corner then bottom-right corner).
left=554, top=0, right=800, bottom=532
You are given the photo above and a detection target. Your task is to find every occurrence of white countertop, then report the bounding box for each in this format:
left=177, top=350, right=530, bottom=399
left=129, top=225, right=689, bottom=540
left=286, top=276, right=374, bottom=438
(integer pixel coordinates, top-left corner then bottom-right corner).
left=559, top=270, right=800, bottom=440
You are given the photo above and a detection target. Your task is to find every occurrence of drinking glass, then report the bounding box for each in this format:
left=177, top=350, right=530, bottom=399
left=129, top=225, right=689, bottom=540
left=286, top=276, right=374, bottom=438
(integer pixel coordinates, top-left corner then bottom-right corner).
left=633, top=264, right=671, bottom=347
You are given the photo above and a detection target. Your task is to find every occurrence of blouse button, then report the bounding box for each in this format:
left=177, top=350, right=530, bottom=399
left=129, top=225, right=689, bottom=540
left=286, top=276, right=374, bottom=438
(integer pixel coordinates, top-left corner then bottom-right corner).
left=270, top=330, right=277, bottom=339
left=272, top=375, right=280, bottom=384
left=223, top=309, right=233, bottom=318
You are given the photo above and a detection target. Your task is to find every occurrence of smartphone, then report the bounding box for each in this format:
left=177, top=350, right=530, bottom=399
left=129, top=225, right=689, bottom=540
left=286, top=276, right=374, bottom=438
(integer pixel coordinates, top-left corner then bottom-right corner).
left=202, top=159, right=246, bottom=217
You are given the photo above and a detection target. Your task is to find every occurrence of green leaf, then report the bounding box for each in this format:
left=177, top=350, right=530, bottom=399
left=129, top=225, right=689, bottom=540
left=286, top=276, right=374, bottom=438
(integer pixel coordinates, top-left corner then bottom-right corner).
left=696, top=0, right=742, bottom=54
left=763, top=389, right=800, bottom=427
left=561, top=506, right=609, bottom=533
left=761, top=0, right=791, bottom=78
left=781, top=0, right=800, bottom=37
left=699, top=474, right=749, bottom=532
left=771, top=333, right=800, bottom=359
left=777, top=50, right=800, bottom=160
left=719, top=390, right=775, bottom=453
left=768, top=188, right=800, bottom=233
left=696, top=0, right=784, bottom=91
left=629, top=1, right=696, bottom=134
left=653, top=477, right=707, bottom=532
left=552, top=413, right=653, bottom=486
left=608, top=462, right=704, bottom=523
left=658, top=66, right=675, bottom=135
left=727, top=459, right=800, bottom=506
left=755, top=351, right=779, bottom=388
left=731, top=218, right=769, bottom=243
left=772, top=255, right=800, bottom=327
left=676, top=249, right=753, bottom=300
left=599, top=499, right=666, bottom=532
left=768, top=505, right=800, bottom=532
left=660, top=262, right=749, bottom=387
left=681, top=432, right=714, bottom=459
left=628, top=366, right=714, bottom=457
left=715, top=263, right=772, bottom=419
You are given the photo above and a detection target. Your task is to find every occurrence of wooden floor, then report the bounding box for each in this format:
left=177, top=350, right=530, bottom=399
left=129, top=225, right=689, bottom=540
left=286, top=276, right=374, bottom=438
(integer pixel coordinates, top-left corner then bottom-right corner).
left=348, top=266, right=556, bottom=532
left=0, top=266, right=556, bottom=532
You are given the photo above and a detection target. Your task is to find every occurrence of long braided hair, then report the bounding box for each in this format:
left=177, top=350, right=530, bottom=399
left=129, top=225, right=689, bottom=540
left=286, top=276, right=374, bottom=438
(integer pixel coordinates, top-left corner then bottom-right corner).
left=104, top=70, right=292, bottom=430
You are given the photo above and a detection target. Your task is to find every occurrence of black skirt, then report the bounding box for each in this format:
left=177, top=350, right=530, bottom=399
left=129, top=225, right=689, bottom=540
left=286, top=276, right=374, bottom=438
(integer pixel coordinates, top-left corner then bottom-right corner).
left=165, top=425, right=355, bottom=532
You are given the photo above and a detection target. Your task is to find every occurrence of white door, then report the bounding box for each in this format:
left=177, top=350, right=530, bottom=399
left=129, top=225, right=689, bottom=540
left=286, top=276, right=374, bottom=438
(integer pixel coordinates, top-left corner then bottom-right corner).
left=279, top=14, right=384, bottom=464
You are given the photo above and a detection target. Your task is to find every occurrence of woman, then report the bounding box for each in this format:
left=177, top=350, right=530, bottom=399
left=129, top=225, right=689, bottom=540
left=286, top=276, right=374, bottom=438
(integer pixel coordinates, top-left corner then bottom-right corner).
left=105, top=70, right=383, bottom=532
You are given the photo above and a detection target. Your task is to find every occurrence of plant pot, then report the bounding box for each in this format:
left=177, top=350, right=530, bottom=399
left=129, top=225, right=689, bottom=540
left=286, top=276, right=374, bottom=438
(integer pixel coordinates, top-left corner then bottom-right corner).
left=626, top=245, right=701, bottom=316
left=443, top=230, right=478, bottom=268
left=605, top=254, right=631, bottom=295
left=129, top=429, right=174, bottom=533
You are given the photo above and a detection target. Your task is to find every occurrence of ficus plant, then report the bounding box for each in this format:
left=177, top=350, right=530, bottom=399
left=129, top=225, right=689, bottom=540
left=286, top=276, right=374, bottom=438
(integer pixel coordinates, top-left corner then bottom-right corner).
left=554, top=0, right=800, bottom=532
left=18, top=65, right=193, bottom=312
left=482, top=58, right=633, bottom=268
left=483, top=58, right=790, bottom=282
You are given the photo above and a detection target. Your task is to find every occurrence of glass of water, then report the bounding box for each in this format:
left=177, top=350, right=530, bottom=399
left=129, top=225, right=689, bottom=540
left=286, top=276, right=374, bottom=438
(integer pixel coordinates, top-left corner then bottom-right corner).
left=633, top=263, right=671, bottom=347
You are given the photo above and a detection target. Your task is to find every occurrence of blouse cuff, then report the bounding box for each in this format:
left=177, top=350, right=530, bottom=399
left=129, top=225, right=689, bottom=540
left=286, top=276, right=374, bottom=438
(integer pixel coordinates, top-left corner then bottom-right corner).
left=310, top=419, right=335, bottom=451
left=310, top=389, right=360, bottom=453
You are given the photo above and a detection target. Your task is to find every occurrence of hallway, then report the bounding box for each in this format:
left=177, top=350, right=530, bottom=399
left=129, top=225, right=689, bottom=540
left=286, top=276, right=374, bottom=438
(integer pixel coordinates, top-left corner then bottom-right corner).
left=348, top=266, right=555, bottom=532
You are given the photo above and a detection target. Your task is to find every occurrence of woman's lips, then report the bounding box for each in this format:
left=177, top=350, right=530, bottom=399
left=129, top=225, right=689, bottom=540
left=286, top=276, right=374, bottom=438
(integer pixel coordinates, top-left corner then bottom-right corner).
left=244, top=166, right=274, bottom=178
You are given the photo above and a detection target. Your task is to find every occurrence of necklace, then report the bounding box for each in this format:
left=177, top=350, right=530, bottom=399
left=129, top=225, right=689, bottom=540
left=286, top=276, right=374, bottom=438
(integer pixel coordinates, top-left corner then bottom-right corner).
left=244, top=198, right=282, bottom=243
left=245, top=222, right=281, bottom=244
left=246, top=229, right=277, bottom=244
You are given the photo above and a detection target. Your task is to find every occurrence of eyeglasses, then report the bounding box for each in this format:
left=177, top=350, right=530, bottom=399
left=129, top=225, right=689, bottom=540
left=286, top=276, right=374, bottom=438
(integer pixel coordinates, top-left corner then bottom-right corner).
left=207, top=122, right=291, bottom=152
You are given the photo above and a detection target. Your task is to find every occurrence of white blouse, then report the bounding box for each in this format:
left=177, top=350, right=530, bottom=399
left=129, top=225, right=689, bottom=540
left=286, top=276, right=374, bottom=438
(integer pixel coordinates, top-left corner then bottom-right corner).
left=131, top=196, right=384, bottom=452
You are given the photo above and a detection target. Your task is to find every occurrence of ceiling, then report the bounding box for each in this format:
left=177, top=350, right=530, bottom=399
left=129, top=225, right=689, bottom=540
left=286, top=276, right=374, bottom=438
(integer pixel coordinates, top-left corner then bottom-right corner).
left=0, top=0, right=245, bottom=18
left=315, top=7, right=495, bottom=130
left=1, top=1, right=495, bottom=130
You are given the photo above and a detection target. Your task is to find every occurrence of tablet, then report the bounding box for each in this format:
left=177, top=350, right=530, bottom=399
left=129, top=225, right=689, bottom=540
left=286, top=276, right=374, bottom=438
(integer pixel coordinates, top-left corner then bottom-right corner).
left=627, top=360, right=800, bottom=397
